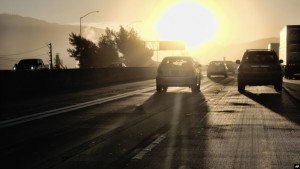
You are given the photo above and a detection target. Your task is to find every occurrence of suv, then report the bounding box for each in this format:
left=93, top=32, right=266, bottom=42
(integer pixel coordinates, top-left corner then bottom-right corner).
left=236, top=49, right=283, bottom=93
left=13, top=59, right=49, bottom=71
left=156, top=56, right=201, bottom=93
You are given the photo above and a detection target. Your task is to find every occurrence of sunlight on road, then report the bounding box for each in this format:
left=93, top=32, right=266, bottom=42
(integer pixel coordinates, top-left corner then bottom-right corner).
left=164, top=93, right=184, bottom=168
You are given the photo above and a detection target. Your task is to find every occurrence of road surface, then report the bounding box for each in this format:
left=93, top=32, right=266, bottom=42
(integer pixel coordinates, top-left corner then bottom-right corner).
left=0, top=75, right=299, bottom=169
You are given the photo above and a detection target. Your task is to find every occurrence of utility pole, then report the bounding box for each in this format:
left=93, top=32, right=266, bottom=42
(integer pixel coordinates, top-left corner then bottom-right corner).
left=48, top=43, right=53, bottom=69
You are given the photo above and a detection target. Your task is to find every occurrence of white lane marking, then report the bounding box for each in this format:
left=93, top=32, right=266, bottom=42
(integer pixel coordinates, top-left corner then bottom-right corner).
left=283, top=78, right=300, bottom=85
left=0, top=87, right=155, bottom=128
left=132, top=134, right=166, bottom=160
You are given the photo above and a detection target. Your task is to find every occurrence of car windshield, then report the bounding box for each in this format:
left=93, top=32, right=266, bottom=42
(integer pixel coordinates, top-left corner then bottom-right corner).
left=209, top=61, right=224, bottom=66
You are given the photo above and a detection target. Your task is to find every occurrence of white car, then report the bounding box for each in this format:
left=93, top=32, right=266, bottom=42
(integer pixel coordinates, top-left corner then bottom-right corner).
left=156, top=56, right=201, bottom=92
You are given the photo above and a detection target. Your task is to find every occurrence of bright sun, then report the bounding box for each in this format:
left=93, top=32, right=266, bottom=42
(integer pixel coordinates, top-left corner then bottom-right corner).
left=156, top=2, right=218, bottom=49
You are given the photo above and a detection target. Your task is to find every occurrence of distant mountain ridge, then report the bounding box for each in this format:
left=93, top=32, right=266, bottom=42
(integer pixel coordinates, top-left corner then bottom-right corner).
left=0, top=13, right=105, bottom=70
left=226, top=37, right=280, bottom=60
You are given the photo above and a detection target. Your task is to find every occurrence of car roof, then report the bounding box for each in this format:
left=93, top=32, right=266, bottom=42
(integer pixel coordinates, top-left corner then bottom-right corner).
left=245, top=49, right=276, bottom=54
left=163, top=56, right=194, bottom=60
left=209, top=61, right=224, bottom=63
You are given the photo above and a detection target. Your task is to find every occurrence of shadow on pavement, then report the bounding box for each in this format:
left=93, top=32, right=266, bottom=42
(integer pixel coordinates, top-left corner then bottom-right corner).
left=242, top=90, right=300, bottom=126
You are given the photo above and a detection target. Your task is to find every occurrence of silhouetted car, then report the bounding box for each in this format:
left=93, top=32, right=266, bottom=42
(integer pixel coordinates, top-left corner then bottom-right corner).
left=225, top=61, right=236, bottom=75
left=236, top=49, right=283, bottom=93
left=108, top=62, right=127, bottom=67
left=13, top=59, right=49, bottom=71
left=207, top=61, right=228, bottom=78
left=156, top=56, right=201, bottom=93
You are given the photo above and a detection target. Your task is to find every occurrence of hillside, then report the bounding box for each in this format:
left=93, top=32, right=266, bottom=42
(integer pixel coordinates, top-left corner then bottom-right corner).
left=0, top=14, right=105, bottom=70
left=224, top=37, right=280, bottom=61
left=195, top=37, right=279, bottom=65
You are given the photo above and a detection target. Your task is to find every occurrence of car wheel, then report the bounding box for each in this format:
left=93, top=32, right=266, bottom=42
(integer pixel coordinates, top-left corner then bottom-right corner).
left=197, top=78, right=201, bottom=91
left=238, top=82, right=245, bottom=93
left=274, top=82, right=282, bottom=93
left=191, top=81, right=199, bottom=93
left=156, top=85, right=162, bottom=92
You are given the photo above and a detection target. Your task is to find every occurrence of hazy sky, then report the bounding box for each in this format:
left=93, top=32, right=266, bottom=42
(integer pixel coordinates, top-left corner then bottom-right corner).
left=1, top=0, right=300, bottom=44
left=1, top=0, right=300, bottom=67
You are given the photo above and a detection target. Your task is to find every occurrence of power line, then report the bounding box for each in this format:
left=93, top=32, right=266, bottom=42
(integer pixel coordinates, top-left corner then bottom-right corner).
left=0, top=45, right=48, bottom=57
left=0, top=53, right=48, bottom=61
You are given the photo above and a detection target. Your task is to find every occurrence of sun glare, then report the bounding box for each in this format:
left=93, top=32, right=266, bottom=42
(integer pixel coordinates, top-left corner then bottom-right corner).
left=155, top=2, right=218, bottom=49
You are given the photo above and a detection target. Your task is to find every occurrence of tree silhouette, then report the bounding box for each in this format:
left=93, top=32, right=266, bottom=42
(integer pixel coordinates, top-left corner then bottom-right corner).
left=115, top=26, right=153, bottom=67
left=96, top=28, right=120, bottom=67
left=68, top=27, right=154, bottom=68
left=68, top=33, right=98, bottom=68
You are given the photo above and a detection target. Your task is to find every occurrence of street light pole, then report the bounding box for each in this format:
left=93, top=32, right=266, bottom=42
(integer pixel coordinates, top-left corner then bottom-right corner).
left=80, top=10, right=99, bottom=38
left=79, top=10, right=98, bottom=68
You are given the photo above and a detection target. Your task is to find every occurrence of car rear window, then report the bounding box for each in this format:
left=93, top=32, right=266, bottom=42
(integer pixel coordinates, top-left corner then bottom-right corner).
left=244, top=52, right=276, bottom=64
left=162, top=58, right=193, bottom=67
left=209, top=61, right=224, bottom=66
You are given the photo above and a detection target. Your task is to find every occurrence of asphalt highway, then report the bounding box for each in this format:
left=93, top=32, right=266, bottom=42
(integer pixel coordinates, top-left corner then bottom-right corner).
left=0, top=75, right=299, bottom=169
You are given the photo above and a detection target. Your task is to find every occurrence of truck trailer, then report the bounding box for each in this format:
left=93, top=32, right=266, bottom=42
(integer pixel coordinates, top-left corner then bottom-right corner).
left=279, top=25, right=300, bottom=78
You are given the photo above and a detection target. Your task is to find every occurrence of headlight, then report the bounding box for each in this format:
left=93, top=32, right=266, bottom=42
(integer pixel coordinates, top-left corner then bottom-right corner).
left=31, top=66, right=35, bottom=70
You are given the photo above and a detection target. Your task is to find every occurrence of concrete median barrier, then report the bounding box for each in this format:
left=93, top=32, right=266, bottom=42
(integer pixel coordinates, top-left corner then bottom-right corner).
left=0, top=67, right=157, bottom=97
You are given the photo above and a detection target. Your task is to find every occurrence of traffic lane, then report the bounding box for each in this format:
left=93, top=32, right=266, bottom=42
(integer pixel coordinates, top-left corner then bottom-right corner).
left=0, top=91, right=160, bottom=169
left=0, top=86, right=209, bottom=169
left=0, top=74, right=221, bottom=123
left=0, top=76, right=232, bottom=169
left=283, top=78, right=300, bottom=102
left=51, top=79, right=236, bottom=168
left=0, top=79, right=156, bottom=121
left=56, top=90, right=208, bottom=169
left=125, top=83, right=300, bottom=168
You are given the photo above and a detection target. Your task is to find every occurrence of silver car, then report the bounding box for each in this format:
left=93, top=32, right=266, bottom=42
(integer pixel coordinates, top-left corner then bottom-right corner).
left=156, top=56, right=201, bottom=92
left=207, top=61, right=228, bottom=78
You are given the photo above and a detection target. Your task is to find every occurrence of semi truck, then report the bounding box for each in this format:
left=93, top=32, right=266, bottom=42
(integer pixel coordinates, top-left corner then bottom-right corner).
left=279, top=25, right=300, bottom=79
